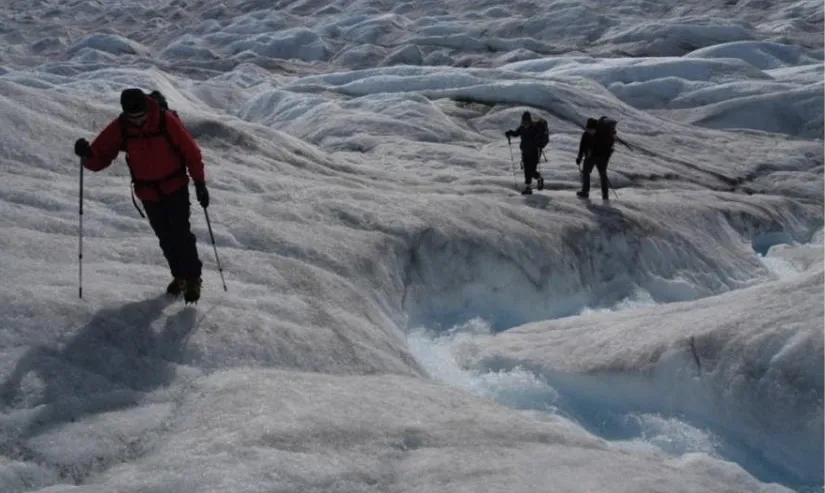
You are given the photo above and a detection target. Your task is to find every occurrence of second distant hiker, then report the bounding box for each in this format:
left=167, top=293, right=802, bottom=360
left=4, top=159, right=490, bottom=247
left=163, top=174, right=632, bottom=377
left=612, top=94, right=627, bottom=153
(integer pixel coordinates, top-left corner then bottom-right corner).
left=576, top=116, right=616, bottom=201
left=505, top=111, right=549, bottom=195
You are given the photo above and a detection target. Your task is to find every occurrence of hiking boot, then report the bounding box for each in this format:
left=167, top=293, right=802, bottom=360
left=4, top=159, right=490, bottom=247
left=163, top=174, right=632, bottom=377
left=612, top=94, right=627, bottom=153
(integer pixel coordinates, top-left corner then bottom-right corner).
left=576, top=191, right=589, bottom=199
left=521, top=186, right=532, bottom=195
left=537, top=176, right=544, bottom=190
left=166, top=277, right=186, bottom=296
left=183, top=277, right=202, bottom=304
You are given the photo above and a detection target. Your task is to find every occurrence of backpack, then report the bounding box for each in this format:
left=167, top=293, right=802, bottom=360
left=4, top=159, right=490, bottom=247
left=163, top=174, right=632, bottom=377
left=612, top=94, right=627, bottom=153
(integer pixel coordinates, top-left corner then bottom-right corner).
left=146, top=90, right=179, bottom=118
left=118, top=90, right=187, bottom=217
left=535, top=118, right=550, bottom=149
left=595, top=116, right=617, bottom=144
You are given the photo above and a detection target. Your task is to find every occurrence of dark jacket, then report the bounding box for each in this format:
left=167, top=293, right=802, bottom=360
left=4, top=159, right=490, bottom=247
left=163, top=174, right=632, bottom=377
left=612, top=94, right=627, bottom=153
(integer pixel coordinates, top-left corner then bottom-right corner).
left=506, top=121, right=543, bottom=155
left=577, top=131, right=594, bottom=162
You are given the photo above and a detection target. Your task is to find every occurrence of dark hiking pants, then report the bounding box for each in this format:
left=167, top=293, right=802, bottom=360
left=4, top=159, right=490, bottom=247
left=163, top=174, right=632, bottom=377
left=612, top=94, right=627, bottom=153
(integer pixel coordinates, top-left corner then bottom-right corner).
left=522, top=151, right=541, bottom=185
left=581, top=156, right=609, bottom=199
left=142, top=186, right=202, bottom=280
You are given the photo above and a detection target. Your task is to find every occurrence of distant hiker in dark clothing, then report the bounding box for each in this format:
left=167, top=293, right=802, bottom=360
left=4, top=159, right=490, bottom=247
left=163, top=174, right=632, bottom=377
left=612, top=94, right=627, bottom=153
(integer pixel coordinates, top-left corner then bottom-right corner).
left=577, top=116, right=616, bottom=200
left=505, top=111, right=547, bottom=195
left=73, top=88, right=210, bottom=303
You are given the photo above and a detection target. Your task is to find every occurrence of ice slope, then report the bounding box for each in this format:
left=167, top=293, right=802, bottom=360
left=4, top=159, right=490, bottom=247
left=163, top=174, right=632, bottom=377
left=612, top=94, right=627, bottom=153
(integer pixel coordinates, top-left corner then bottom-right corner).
left=0, top=0, right=822, bottom=492
left=407, top=236, right=824, bottom=488
left=0, top=369, right=796, bottom=493
left=466, top=242, right=824, bottom=484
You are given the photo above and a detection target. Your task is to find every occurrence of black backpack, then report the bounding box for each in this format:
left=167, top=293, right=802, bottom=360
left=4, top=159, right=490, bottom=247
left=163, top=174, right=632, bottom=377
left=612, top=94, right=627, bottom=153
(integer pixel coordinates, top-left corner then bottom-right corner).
left=119, top=90, right=187, bottom=217
left=146, top=90, right=179, bottom=117
left=535, top=117, right=550, bottom=149
left=595, top=116, right=617, bottom=144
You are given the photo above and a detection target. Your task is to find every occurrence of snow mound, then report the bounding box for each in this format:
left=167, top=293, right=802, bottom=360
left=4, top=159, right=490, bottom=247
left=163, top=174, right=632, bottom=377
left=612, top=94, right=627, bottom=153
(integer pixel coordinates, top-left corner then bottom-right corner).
left=685, top=40, right=823, bottom=69
left=604, top=76, right=711, bottom=109
left=381, top=44, right=424, bottom=66
left=67, top=34, right=150, bottom=58
left=226, top=28, right=330, bottom=62
left=766, top=63, right=824, bottom=84
left=504, top=56, right=771, bottom=84
left=159, top=42, right=220, bottom=62
left=498, top=53, right=823, bottom=139
left=671, top=81, right=824, bottom=138
left=599, top=21, right=755, bottom=56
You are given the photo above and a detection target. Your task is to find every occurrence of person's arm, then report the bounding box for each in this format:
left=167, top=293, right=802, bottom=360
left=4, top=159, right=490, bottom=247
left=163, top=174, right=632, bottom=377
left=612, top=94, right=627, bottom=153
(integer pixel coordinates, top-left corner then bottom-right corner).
left=164, top=112, right=205, bottom=182
left=576, top=133, right=587, bottom=162
left=83, top=119, right=123, bottom=171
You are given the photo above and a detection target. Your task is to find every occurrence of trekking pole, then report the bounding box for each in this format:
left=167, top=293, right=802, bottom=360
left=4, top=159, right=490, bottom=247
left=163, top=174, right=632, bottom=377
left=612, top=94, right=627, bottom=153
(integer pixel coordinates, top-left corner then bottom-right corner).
left=203, top=207, right=227, bottom=291
left=78, top=158, right=84, bottom=299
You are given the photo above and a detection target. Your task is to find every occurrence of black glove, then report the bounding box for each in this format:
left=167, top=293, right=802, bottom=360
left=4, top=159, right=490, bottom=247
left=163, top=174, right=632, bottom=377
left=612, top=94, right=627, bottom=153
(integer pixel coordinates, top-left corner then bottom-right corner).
left=74, top=138, right=91, bottom=158
left=576, top=157, right=581, bottom=165
left=194, top=181, right=209, bottom=208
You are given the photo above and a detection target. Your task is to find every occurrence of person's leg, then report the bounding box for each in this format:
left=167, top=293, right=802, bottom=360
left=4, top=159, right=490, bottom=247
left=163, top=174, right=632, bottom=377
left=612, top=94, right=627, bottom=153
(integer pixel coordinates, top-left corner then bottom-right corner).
left=521, top=159, right=532, bottom=186
left=523, top=153, right=539, bottom=187
left=142, top=197, right=178, bottom=277
left=163, top=186, right=202, bottom=281
left=578, top=158, right=595, bottom=197
left=597, top=159, right=610, bottom=199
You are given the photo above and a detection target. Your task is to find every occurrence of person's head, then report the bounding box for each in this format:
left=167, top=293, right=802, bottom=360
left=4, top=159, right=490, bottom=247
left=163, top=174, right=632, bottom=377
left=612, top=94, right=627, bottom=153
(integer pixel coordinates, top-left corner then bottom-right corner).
left=585, top=118, right=598, bottom=135
left=120, top=88, right=148, bottom=126
left=521, top=111, right=532, bottom=125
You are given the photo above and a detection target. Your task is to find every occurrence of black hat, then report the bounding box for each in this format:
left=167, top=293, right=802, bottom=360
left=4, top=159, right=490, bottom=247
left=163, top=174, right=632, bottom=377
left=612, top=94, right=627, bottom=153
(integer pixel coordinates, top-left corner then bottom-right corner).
left=521, top=111, right=532, bottom=122
left=120, top=88, right=147, bottom=115
left=586, top=118, right=598, bottom=129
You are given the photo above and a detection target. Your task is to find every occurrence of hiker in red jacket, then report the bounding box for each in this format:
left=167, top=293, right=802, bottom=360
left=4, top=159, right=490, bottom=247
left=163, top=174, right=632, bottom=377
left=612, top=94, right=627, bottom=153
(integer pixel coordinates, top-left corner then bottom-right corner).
left=73, top=88, right=210, bottom=303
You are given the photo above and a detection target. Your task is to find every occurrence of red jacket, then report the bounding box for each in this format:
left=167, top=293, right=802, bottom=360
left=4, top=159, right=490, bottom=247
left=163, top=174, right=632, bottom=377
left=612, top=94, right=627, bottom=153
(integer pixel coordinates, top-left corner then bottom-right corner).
left=82, top=98, right=205, bottom=202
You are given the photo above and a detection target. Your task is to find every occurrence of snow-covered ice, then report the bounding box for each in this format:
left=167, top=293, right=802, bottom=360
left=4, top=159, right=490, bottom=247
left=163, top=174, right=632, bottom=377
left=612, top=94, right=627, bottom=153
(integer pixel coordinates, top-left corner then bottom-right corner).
left=0, top=0, right=822, bottom=492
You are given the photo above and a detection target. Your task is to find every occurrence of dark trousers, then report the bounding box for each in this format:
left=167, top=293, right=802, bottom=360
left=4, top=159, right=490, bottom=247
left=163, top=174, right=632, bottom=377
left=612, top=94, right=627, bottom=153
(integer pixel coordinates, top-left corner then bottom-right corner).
left=142, top=186, right=202, bottom=280
left=581, top=156, right=609, bottom=199
left=522, top=152, right=541, bottom=185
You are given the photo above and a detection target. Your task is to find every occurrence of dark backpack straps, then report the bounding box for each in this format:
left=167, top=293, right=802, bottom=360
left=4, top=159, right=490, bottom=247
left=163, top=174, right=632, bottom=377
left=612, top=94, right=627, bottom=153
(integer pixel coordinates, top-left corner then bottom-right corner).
left=120, top=108, right=188, bottom=218
left=158, top=109, right=187, bottom=167
left=119, top=117, right=136, bottom=175
left=130, top=189, right=146, bottom=218
left=118, top=115, right=146, bottom=218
